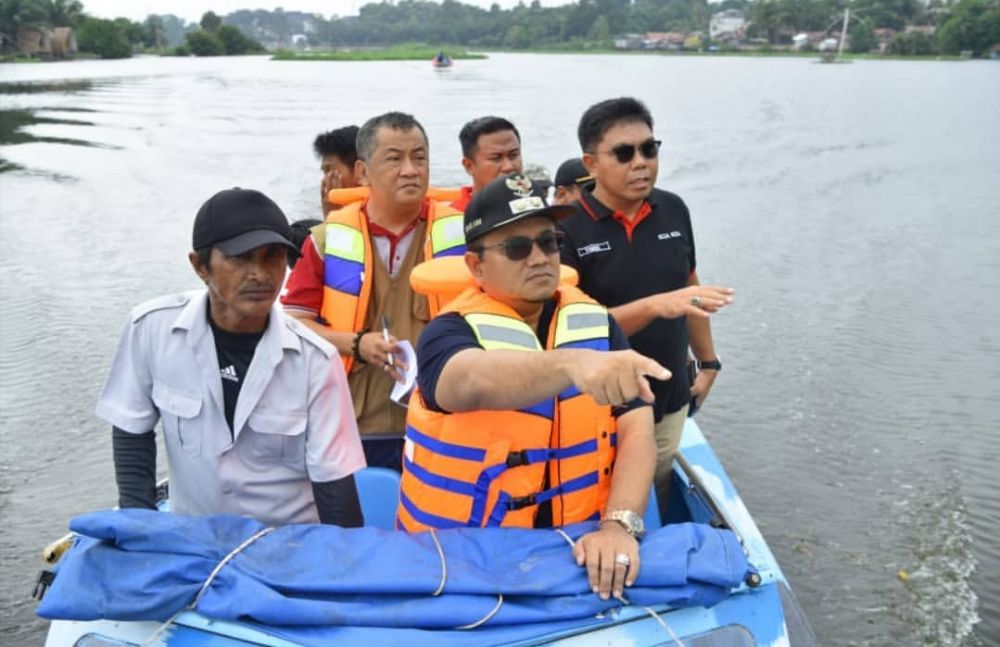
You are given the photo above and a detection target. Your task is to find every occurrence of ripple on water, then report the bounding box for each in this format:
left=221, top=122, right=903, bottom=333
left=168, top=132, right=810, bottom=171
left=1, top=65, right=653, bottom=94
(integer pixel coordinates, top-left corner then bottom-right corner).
left=892, top=478, right=980, bottom=646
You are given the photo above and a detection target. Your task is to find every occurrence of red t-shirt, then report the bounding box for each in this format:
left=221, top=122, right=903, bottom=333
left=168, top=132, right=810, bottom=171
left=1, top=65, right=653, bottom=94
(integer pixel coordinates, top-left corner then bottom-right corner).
left=450, top=186, right=474, bottom=212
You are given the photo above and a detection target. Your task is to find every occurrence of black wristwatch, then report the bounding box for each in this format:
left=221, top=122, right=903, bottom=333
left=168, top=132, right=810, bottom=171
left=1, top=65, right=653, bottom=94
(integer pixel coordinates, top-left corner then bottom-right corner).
left=697, top=357, right=722, bottom=371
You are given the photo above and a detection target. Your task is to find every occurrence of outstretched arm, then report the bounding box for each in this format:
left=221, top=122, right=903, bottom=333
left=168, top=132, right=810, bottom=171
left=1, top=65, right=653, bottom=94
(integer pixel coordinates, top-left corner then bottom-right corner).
left=609, top=283, right=734, bottom=337
left=434, top=347, right=670, bottom=413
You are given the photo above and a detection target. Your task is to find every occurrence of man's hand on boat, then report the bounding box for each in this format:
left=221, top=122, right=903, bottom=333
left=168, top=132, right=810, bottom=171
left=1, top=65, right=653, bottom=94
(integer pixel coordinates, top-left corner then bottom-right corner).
left=573, top=522, right=640, bottom=600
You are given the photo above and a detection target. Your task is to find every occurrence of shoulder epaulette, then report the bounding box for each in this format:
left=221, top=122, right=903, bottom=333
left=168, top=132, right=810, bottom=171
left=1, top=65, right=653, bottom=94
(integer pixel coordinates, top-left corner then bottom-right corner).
left=284, top=316, right=335, bottom=360
left=130, top=292, right=191, bottom=324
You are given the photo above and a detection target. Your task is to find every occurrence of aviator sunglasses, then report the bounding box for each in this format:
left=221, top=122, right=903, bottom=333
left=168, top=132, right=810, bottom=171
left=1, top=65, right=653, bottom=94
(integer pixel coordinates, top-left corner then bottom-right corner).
left=600, top=138, right=662, bottom=164
left=473, top=230, right=564, bottom=261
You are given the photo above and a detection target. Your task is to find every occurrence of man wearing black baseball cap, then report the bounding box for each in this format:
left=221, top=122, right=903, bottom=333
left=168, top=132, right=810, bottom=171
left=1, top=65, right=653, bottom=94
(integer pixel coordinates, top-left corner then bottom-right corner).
left=551, top=157, right=595, bottom=206
left=398, top=173, right=666, bottom=603
left=97, top=188, right=366, bottom=528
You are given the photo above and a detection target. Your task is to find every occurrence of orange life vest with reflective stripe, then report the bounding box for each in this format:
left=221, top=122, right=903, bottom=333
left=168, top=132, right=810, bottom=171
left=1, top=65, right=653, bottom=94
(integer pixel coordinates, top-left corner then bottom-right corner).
left=320, top=188, right=465, bottom=373
left=397, top=285, right=617, bottom=531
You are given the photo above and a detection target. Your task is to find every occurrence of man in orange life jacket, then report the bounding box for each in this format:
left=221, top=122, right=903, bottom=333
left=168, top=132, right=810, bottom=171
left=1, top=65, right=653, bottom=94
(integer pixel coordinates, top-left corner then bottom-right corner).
left=398, top=173, right=666, bottom=600
left=451, top=116, right=524, bottom=212
left=282, top=112, right=465, bottom=471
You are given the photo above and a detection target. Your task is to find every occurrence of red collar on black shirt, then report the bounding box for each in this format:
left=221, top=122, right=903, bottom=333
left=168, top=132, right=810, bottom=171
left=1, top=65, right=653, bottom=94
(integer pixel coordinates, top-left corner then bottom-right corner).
left=578, top=190, right=653, bottom=243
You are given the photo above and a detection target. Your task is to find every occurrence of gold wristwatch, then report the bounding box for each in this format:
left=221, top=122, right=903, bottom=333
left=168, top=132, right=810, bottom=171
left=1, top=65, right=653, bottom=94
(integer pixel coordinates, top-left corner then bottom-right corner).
left=601, top=510, right=645, bottom=539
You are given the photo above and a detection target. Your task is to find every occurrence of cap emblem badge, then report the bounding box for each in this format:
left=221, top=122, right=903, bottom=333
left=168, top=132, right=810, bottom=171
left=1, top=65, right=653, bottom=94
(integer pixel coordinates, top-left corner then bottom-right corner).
left=505, top=175, right=533, bottom=198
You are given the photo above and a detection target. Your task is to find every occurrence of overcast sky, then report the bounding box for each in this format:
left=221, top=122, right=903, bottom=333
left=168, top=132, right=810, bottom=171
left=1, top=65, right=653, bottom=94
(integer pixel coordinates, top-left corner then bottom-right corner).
left=81, top=0, right=578, bottom=23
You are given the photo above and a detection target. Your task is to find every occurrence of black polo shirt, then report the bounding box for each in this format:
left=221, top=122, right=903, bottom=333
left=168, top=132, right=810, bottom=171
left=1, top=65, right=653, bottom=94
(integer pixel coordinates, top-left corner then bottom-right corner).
left=559, top=187, right=696, bottom=421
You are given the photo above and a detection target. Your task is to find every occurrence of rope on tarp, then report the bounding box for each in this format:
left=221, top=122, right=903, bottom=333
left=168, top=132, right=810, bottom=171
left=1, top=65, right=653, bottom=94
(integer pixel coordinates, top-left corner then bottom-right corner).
left=456, top=594, right=504, bottom=630
left=192, top=525, right=276, bottom=609
left=140, top=525, right=276, bottom=646
left=429, top=528, right=448, bottom=596
left=554, top=528, right=575, bottom=548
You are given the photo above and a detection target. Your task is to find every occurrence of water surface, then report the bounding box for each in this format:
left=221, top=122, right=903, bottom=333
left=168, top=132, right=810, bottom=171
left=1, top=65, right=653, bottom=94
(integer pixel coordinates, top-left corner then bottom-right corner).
left=1, top=54, right=998, bottom=645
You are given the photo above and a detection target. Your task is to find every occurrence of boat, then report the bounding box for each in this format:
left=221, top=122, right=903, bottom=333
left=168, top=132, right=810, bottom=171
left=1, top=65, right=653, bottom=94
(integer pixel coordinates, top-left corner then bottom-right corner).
left=432, top=52, right=453, bottom=68
left=35, top=417, right=816, bottom=646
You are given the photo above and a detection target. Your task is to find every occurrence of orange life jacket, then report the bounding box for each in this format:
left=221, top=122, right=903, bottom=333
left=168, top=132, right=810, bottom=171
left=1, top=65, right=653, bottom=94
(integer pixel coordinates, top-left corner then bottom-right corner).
left=320, top=188, right=465, bottom=373
left=397, top=285, right=617, bottom=531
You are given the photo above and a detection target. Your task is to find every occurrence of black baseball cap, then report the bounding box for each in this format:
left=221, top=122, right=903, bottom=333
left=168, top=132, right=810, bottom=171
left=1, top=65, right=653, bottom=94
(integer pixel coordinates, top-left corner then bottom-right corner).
left=464, top=173, right=576, bottom=244
left=553, top=158, right=594, bottom=188
left=192, top=188, right=299, bottom=257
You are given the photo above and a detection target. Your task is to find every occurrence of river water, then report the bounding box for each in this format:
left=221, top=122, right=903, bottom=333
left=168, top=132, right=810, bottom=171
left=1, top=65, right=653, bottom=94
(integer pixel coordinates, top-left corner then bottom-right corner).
left=0, top=53, right=997, bottom=645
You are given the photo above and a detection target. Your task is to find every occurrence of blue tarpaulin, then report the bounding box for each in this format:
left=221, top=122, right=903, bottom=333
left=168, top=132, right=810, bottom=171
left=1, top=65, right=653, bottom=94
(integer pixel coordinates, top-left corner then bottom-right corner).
left=38, top=510, right=750, bottom=641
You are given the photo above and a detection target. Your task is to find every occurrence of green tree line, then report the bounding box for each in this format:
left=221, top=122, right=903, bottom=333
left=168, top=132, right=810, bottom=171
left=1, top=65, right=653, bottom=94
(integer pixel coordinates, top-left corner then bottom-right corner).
left=3, top=0, right=998, bottom=60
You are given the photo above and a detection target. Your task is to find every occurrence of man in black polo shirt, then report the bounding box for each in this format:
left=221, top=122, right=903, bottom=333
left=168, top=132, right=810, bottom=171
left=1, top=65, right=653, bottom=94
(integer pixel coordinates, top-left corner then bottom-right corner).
left=559, top=97, right=734, bottom=519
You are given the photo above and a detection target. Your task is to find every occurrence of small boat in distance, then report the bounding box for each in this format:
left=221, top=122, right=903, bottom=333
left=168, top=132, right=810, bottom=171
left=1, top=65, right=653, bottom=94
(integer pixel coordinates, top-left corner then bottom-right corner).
left=433, top=51, right=453, bottom=68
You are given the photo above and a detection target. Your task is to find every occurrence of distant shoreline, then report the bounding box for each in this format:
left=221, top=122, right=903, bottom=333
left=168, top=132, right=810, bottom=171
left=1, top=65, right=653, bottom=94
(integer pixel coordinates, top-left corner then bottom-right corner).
left=271, top=47, right=487, bottom=62
left=475, top=47, right=969, bottom=62
left=2, top=48, right=971, bottom=65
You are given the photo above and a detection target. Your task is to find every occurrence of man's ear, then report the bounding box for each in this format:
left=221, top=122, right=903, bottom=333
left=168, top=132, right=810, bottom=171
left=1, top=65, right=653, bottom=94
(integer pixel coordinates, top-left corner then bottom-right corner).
left=355, top=159, right=370, bottom=187
left=464, top=250, right=484, bottom=286
left=581, top=152, right=597, bottom=176
left=461, top=156, right=475, bottom=179
left=189, top=250, right=209, bottom=283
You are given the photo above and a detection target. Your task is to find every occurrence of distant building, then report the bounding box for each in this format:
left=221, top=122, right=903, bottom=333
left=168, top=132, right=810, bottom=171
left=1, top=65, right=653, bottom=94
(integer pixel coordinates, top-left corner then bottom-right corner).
left=50, top=27, right=77, bottom=57
left=291, top=33, right=308, bottom=49
left=710, top=10, right=746, bottom=41
left=643, top=32, right=687, bottom=50
left=874, top=28, right=897, bottom=54
left=904, top=25, right=936, bottom=37
left=613, top=34, right=644, bottom=50
left=16, top=26, right=76, bottom=58
left=818, top=37, right=839, bottom=52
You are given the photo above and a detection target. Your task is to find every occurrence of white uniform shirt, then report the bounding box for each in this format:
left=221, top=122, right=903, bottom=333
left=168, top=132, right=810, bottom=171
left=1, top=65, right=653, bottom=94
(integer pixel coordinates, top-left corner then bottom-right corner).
left=96, top=290, right=366, bottom=525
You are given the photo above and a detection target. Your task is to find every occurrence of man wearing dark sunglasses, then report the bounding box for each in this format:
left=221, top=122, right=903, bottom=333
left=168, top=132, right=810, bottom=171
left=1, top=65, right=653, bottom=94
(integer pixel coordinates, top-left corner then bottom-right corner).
left=398, top=173, right=667, bottom=602
left=559, top=97, right=735, bottom=521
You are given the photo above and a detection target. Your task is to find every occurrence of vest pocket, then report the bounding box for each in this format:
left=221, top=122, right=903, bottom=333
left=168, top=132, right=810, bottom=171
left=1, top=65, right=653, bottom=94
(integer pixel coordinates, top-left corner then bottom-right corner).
left=151, top=381, right=203, bottom=457
left=242, top=408, right=308, bottom=468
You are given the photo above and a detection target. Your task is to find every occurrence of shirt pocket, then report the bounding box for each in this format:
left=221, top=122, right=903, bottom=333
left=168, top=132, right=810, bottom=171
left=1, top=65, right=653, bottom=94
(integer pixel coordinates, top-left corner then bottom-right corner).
left=242, top=408, right=308, bottom=469
left=151, top=381, right=203, bottom=457
left=413, top=293, right=431, bottom=323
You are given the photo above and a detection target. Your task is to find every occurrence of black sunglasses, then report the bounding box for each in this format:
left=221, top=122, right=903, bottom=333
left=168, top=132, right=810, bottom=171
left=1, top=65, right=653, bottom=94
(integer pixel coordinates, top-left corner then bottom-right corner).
left=601, top=138, right=662, bottom=164
left=473, top=230, right=564, bottom=261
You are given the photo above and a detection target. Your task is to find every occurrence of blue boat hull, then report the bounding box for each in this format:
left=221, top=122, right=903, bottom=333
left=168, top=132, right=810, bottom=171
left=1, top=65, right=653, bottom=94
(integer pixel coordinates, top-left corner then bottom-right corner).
left=42, top=418, right=814, bottom=646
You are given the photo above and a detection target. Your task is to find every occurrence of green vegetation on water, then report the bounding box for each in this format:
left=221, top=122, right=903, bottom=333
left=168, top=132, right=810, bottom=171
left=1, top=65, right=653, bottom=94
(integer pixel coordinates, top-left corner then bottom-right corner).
left=272, top=46, right=486, bottom=62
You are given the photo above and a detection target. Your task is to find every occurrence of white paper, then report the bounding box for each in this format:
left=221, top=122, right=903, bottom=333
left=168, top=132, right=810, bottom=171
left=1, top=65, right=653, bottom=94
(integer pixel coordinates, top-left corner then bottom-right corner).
left=390, top=340, right=418, bottom=407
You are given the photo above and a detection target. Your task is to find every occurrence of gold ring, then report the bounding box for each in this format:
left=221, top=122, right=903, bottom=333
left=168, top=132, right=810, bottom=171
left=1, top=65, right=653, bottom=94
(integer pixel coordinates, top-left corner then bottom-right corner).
left=691, top=296, right=701, bottom=308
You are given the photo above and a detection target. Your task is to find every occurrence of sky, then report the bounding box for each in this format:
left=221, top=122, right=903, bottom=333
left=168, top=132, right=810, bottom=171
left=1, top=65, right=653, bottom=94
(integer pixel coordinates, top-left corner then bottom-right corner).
left=81, top=0, right=578, bottom=23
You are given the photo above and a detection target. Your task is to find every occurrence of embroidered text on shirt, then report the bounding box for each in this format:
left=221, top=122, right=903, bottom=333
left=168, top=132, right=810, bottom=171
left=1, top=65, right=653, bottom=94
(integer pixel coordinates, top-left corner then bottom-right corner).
left=577, top=241, right=611, bottom=257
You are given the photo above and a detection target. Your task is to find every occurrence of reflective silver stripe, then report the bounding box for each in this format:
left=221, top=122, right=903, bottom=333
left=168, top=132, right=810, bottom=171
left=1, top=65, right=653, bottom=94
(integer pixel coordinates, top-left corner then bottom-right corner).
left=565, top=312, right=607, bottom=330
left=475, top=323, right=538, bottom=349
